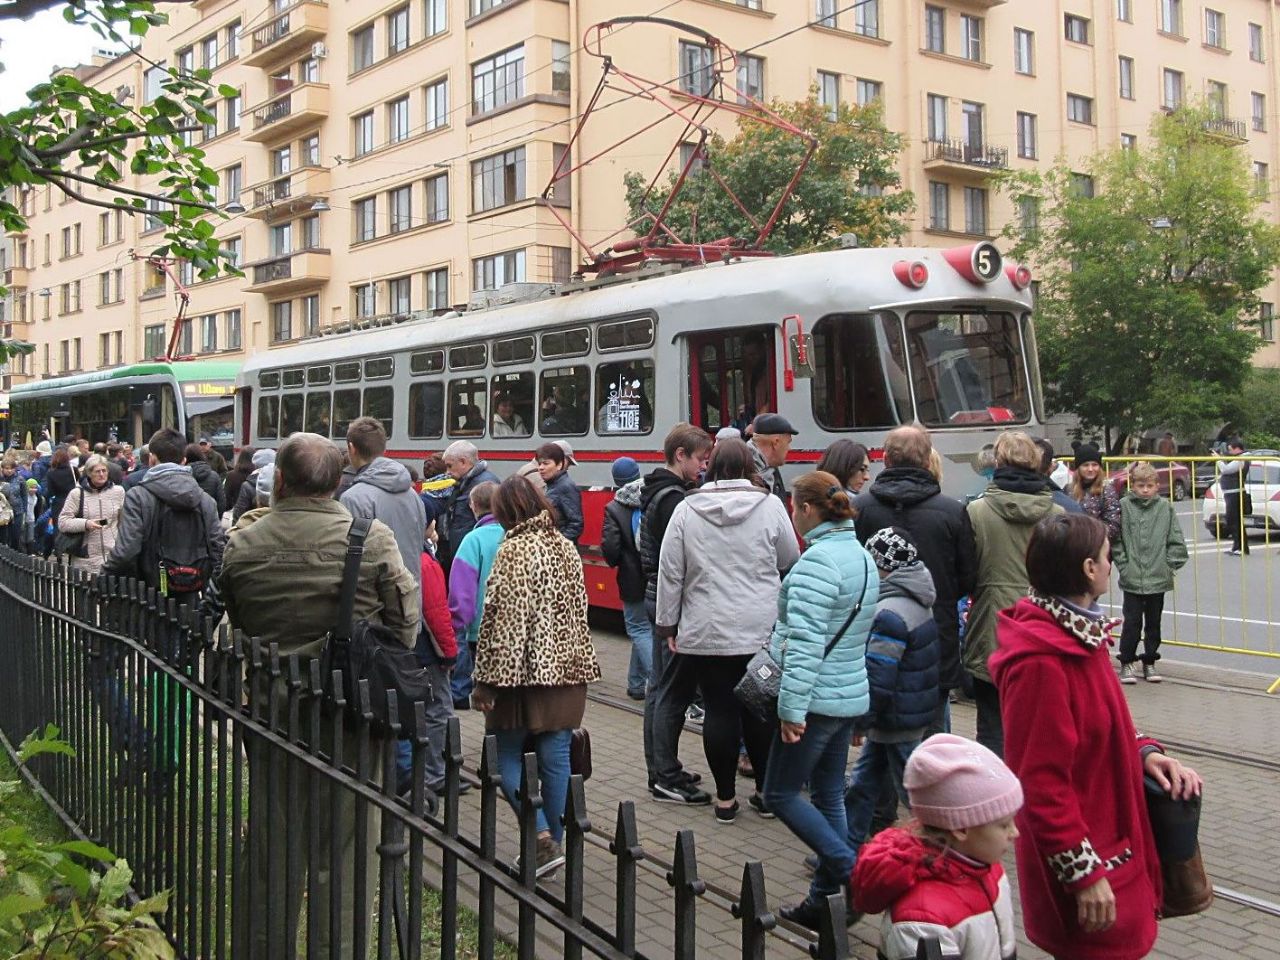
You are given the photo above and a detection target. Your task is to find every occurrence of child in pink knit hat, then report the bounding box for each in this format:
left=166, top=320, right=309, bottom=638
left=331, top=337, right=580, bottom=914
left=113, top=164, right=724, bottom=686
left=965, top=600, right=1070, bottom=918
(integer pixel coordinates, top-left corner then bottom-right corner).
left=850, top=733, right=1023, bottom=959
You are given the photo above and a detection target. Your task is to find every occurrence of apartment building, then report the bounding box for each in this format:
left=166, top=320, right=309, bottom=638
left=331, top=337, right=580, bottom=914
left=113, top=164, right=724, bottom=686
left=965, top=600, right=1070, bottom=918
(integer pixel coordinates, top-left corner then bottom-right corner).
left=4, top=0, right=1279, bottom=391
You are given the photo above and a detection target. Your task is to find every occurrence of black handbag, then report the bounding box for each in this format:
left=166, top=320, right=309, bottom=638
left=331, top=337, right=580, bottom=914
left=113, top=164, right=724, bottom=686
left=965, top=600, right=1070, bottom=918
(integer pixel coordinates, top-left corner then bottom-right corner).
left=320, top=517, right=434, bottom=738
left=52, top=487, right=88, bottom=559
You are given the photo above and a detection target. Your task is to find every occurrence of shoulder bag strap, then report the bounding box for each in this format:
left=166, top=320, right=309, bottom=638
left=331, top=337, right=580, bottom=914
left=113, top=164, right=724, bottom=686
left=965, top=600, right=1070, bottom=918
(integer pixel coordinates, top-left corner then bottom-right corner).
left=334, top=516, right=372, bottom=641
left=822, top=555, right=873, bottom=659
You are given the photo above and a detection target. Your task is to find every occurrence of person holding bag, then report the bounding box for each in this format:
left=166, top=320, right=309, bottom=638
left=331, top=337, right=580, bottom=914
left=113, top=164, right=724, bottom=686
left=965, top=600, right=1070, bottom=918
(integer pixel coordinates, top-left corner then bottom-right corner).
left=758, top=471, right=877, bottom=930
left=57, top=455, right=124, bottom=574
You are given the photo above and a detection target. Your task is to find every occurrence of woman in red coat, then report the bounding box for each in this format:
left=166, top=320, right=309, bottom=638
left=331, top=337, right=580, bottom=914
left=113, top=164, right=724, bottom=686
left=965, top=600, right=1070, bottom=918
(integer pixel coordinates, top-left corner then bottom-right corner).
left=990, top=514, right=1201, bottom=960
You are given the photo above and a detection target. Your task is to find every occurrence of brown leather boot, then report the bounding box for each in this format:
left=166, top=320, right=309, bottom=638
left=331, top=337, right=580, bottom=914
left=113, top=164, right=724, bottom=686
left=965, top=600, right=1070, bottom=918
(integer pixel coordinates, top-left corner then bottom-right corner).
left=1161, top=846, right=1214, bottom=918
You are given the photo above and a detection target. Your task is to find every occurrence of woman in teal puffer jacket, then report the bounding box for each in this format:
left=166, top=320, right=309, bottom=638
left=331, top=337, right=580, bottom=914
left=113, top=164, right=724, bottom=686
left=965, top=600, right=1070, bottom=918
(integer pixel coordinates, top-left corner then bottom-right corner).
left=761, top=470, right=878, bottom=931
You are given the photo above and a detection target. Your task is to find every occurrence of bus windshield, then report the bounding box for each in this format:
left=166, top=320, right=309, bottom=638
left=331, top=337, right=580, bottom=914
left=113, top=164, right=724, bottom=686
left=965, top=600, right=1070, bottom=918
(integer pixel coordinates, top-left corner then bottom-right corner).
left=903, top=311, right=1031, bottom=427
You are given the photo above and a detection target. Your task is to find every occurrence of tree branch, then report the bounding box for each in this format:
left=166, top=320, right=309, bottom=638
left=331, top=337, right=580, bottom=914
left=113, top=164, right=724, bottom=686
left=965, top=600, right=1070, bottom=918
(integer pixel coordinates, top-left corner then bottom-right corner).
left=34, top=163, right=217, bottom=212
left=0, top=0, right=62, bottom=21
left=34, top=129, right=150, bottom=161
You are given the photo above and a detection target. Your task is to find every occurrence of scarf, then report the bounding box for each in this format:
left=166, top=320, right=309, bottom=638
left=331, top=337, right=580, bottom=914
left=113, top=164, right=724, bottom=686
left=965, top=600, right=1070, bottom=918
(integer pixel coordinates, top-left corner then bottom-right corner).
left=993, top=465, right=1049, bottom=494
left=1027, top=590, right=1121, bottom=651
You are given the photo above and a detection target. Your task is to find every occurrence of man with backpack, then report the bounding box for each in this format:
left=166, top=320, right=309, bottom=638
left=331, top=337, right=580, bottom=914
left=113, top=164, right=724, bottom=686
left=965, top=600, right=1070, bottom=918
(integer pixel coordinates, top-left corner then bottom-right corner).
left=104, top=427, right=225, bottom=598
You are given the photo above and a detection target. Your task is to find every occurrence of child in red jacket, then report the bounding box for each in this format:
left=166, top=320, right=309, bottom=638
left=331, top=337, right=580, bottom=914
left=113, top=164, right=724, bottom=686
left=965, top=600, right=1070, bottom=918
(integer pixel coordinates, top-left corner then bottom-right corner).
left=851, top=734, right=1022, bottom=960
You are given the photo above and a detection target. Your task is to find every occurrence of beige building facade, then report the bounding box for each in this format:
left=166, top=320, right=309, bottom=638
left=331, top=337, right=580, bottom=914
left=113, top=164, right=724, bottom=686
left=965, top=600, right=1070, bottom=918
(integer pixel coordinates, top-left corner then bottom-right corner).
left=4, top=0, right=1280, bottom=391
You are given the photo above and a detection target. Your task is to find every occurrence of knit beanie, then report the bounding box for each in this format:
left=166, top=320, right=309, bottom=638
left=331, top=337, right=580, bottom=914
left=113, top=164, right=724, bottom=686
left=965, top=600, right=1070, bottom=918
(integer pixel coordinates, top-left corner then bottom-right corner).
left=865, top=526, right=918, bottom=572
left=1072, top=441, right=1102, bottom=470
left=611, top=456, right=641, bottom=487
left=251, top=448, right=277, bottom=470
left=904, top=734, right=1023, bottom=831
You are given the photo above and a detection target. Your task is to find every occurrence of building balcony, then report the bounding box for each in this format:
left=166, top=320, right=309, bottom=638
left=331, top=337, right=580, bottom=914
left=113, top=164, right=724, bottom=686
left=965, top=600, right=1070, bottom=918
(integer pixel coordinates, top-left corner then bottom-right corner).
left=244, top=249, right=330, bottom=295
left=243, top=83, right=329, bottom=143
left=4, top=226, right=27, bottom=239
left=4, top=266, right=29, bottom=289
left=923, top=138, right=1009, bottom=178
left=243, top=0, right=329, bottom=70
left=245, top=166, right=331, bottom=220
left=1201, top=116, right=1248, bottom=144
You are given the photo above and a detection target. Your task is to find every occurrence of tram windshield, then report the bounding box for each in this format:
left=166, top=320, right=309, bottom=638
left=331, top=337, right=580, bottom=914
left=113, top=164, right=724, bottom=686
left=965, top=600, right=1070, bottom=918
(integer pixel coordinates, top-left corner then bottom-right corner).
left=903, top=311, right=1031, bottom=427
left=188, top=402, right=235, bottom=452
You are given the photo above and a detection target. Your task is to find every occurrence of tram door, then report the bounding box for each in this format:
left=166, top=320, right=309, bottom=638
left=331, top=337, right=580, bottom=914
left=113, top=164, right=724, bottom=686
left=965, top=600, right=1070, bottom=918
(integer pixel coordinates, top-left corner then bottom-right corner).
left=688, top=327, right=777, bottom=433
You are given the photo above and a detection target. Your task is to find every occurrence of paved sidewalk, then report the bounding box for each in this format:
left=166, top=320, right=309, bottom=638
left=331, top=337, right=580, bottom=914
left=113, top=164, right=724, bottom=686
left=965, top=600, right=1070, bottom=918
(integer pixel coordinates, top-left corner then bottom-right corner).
left=441, top=630, right=1280, bottom=959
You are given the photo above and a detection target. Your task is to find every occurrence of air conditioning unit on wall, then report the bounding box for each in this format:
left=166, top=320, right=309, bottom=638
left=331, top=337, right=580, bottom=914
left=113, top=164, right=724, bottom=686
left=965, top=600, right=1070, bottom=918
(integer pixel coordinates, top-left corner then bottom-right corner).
left=311, top=42, right=327, bottom=59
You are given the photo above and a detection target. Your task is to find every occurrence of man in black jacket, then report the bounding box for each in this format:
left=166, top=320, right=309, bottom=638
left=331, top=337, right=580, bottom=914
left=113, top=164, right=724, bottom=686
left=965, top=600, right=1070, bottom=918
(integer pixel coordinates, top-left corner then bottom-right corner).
left=853, top=425, right=977, bottom=734
left=638, top=423, right=712, bottom=804
left=437, top=440, right=499, bottom=574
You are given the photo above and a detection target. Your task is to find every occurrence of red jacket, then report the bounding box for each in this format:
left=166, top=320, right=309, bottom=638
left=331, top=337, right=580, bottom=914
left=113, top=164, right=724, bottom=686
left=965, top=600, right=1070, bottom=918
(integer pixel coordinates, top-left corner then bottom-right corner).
left=420, top=553, right=457, bottom=659
left=989, top=599, right=1162, bottom=960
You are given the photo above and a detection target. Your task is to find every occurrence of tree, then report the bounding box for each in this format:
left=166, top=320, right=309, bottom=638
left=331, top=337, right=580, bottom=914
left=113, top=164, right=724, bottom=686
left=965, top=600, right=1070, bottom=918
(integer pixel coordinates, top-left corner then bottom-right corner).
left=0, top=0, right=239, bottom=363
left=623, top=94, right=913, bottom=255
left=998, top=104, right=1280, bottom=447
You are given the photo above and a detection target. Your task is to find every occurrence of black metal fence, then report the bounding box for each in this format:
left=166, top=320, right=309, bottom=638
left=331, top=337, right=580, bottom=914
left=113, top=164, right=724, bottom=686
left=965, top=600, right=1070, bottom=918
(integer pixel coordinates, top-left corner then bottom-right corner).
left=0, top=548, right=941, bottom=960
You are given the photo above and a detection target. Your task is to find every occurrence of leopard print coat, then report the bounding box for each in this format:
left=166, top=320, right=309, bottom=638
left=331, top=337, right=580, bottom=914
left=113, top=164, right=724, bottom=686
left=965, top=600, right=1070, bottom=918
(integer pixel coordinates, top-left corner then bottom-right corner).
left=474, top=511, right=602, bottom=688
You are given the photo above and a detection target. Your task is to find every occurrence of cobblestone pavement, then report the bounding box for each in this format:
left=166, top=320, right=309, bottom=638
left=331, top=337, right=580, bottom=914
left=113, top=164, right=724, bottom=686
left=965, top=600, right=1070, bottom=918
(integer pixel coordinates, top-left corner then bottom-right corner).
left=442, top=630, right=1280, bottom=959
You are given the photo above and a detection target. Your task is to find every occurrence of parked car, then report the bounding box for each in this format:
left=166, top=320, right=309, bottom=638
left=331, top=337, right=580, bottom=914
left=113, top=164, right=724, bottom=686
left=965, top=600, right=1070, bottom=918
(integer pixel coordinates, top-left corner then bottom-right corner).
left=1107, top=460, right=1193, bottom=501
left=1201, top=451, right=1280, bottom=537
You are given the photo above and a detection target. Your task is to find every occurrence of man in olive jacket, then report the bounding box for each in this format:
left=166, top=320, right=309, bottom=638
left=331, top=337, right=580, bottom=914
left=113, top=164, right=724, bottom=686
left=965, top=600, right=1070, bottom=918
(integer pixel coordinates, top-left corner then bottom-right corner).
left=218, top=431, right=419, bottom=960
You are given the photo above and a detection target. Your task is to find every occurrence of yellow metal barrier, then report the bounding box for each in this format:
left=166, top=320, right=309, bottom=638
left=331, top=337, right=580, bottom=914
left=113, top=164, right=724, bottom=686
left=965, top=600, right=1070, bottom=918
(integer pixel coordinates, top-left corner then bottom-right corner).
left=1074, top=455, right=1280, bottom=691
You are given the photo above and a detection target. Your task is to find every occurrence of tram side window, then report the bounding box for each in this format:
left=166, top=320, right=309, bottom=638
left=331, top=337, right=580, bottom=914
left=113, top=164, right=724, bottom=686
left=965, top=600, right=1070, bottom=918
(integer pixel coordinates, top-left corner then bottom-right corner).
left=280, top=394, right=304, bottom=437
left=539, top=365, right=590, bottom=436
left=491, top=371, right=534, bottom=438
left=409, top=382, right=444, bottom=439
left=595, top=359, right=655, bottom=435
left=332, top=389, right=361, bottom=437
left=691, top=328, right=774, bottom=433
left=810, top=314, right=912, bottom=431
left=305, top=391, right=331, bottom=435
left=258, top=396, right=280, bottom=439
left=905, top=312, right=1030, bottom=426
left=363, top=387, right=394, bottom=437
left=447, top=377, right=487, bottom=437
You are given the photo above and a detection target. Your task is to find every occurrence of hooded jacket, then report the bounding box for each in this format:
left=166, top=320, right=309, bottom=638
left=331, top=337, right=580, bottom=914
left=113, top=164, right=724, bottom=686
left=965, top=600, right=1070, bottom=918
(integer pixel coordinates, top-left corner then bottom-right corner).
left=769, top=520, right=876, bottom=722
left=862, top=562, right=940, bottom=736
left=544, top=469, right=584, bottom=543
left=990, top=599, right=1163, bottom=960
left=448, top=514, right=503, bottom=650
left=438, top=460, right=499, bottom=570
left=854, top=467, right=978, bottom=690
left=189, top=460, right=226, bottom=515
left=1112, top=492, right=1188, bottom=595
left=963, top=471, right=1061, bottom=682
left=638, top=467, right=694, bottom=620
left=851, top=828, right=1017, bottom=960
left=655, top=479, right=800, bottom=655
left=340, top=456, right=428, bottom=588
left=601, top=478, right=645, bottom=602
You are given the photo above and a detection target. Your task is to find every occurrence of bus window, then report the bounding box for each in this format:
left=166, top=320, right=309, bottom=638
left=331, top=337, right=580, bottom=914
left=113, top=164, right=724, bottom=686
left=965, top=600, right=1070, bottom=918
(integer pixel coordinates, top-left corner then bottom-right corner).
left=335, top=362, right=361, bottom=383
left=365, top=357, right=394, bottom=380
left=409, top=382, right=444, bottom=438
left=305, top=391, right=331, bottom=434
left=282, top=368, right=305, bottom=388
left=259, top=371, right=280, bottom=389
left=307, top=365, right=332, bottom=386
left=280, top=394, right=304, bottom=436
left=447, top=378, right=486, bottom=436
left=333, top=389, right=360, bottom=437
left=811, top=314, right=911, bottom=430
left=258, top=396, right=280, bottom=439
left=541, top=327, right=590, bottom=358
left=493, top=336, right=535, bottom=365
left=449, top=344, right=486, bottom=370
left=596, top=359, right=655, bottom=435
left=904, top=312, right=1030, bottom=426
left=410, top=350, right=445, bottom=375
left=689, top=328, right=774, bottom=433
left=539, top=365, right=590, bottom=436
left=598, top=316, right=654, bottom=351
left=491, top=371, right=533, bottom=437
left=363, top=386, right=394, bottom=436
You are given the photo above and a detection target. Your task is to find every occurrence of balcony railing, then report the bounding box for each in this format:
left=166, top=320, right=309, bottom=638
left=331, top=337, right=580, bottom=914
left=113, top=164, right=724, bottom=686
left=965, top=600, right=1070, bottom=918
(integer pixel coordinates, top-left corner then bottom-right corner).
left=1201, top=116, right=1248, bottom=143
left=245, top=249, right=329, bottom=293
left=924, top=138, right=1010, bottom=170
left=252, top=256, right=293, bottom=286
left=244, top=83, right=329, bottom=142
left=246, top=166, right=330, bottom=218
left=244, top=0, right=328, bottom=68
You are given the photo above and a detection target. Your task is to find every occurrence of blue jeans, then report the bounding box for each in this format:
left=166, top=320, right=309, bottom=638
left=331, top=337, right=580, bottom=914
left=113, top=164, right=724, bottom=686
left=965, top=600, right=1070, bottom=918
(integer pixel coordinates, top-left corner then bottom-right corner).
left=395, top=628, right=455, bottom=790
left=450, top=639, right=475, bottom=704
left=845, top=739, right=918, bottom=859
left=623, top=599, right=653, bottom=694
left=493, top=728, right=573, bottom=843
left=761, top=714, right=856, bottom=902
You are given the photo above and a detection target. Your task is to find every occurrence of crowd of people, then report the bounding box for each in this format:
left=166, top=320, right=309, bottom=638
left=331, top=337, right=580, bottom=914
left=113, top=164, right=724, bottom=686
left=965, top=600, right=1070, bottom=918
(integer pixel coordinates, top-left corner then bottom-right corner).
left=0, top=413, right=1218, bottom=960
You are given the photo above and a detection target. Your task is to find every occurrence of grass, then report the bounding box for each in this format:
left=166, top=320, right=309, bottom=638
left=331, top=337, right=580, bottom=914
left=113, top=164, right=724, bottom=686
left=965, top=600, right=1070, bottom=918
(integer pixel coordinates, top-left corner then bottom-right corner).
left=0, top=747, right=67, bottom=848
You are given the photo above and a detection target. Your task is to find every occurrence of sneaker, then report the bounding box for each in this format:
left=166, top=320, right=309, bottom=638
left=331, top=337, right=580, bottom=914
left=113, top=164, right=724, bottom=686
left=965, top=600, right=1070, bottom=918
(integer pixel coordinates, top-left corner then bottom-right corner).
left=747, top=793, right=775, bottom=819
left=1143, top=663, right=1162, bottom=683
left=714, top=800, right=739, bottom=824
left=514, top=837, right=566, bottom=879
left=651, top=780, right=712, bottom=805
left=779, top=898, right=860, bottom=931
left=685, top=704, right=706, bottom=724
left=1226, top=548, right=1242, bottom=556
left=626, top=688, right=646, bottom=701
left=1119, top=663, right=1139, bottom=685
left=426, top=779, right=472, bottom=797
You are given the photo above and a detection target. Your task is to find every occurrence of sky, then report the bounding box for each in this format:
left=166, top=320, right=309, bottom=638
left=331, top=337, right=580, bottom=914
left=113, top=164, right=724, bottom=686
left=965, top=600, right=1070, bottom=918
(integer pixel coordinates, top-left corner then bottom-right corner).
left=0, top=9, right=119, bottom=112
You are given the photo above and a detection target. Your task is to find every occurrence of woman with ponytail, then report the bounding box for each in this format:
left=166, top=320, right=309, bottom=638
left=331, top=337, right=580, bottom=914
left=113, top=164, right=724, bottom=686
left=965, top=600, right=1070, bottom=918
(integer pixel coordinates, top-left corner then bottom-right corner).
left=760, top=471, right=878, bottom=930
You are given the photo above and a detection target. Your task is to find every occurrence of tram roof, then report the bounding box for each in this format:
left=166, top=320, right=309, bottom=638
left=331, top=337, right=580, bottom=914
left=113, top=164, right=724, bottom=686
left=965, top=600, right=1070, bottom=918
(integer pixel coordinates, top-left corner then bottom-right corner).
left=10, top=360, right=242, bottom=397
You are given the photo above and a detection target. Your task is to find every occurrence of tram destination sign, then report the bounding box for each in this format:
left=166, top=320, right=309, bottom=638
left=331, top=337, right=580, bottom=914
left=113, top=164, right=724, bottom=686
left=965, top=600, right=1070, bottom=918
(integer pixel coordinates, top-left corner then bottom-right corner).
left=181, top=381, right=235, bottom=400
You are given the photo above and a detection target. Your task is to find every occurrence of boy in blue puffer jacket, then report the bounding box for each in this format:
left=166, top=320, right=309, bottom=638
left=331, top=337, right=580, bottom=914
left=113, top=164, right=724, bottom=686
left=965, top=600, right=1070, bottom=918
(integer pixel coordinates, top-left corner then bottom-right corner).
left=845, top=527, right=940, bottom=862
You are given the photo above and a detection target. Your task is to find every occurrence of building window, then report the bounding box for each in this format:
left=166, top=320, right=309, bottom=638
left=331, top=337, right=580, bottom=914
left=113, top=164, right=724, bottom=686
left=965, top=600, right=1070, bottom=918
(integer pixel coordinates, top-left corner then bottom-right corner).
left=815, top=0, right=836, bottom=28
left=856, top=79, right=882, bottom=106
left=471, top=146, right=525, bottom=212
left=176, top=47, right=194, bottom=76
left=1118, top=56, right=1134, bottom=99
left=1254, top=161, right=1269, bottom=200
left=963, top=187, right=987, bottom=235
left=927, top=93, right=947, bottom=141
left=1262, top=303, right=1275, bottom=342
left=1071, top=173, right=1095, bottom=198
left=1253, top=93, right=1266, bottom=132
left=679, top=41, right=714, bottom=97
left=1016, top=112, right=1037, bottom=159
left=473, top=249, right=525, bottom=291
left=225, top=92, right=241, bottom=131
left=1064, top=14, right=1089, bottom=44
left=353, top=282, right=377, bottom=318
left=225, top=309, right=242, bottom=350
left=552, top=40, right=570, bottom=94
left=60, top=223, right=81, bottom=258
left=1013, top=28, right=1034, bottom=75
left=201, top=34, right=218, bottom=70
left=354, top=111, right=375, bottom=156
left=960, top=15, right=982, bottom=61
left=1162, top=69, right=1183, bottom=110
left=225, top=236, right=242, bottom=267
left=817, top=71, right=839, bottom=119
left=1159, top=0, right=1182, bottom=35
left=425, top=267, right=448, bottom=310
left=928, top=181, right=949, bottom=230
left=425, top=173, right=449, bottom=222
left=353, top=196, right=377, bottom=242
left=1116, top=0, right=1131, bottom=22
left=201, top=314, right=218, bottom=353
left=1120, top=133, right=1137, bottom=150
left=1018, top=195, right=1039, bottom=238
left=143, top=64, right=166, bottom=103
left=272, top=145, right=292, bottom=176
left=389, top=184, right=413, bottom=233
left=387, top=5, right=410, bottom=55
left=144, top=325, right=165, bottom=358
left=961, top=100, right=984, bottom=150
left=388, top=276, right=412, bottom=314
left=736, top=53, right=764, bottom=103
left=301, top=56, right=320, bottom=83
left=271, top=301, right=292, bottom=343
left=853, top=0, right=878, bottom=38
left=302, top=295, right=319, bottom=336
left=1204, top=9, right=1224, bottom=48
left=551, top=246, right=572, bottom=284
left=472, top=44, right=524, bottom=115
left=226, top=20, right=240, bottom=59
left=425, top=77, right=448, bottom=130
left=1067, top=93, right=1094, bottom=124
left=426, top=0, right=446, bottom=36
left=1249, top=23, right=1264, bottom=62
left=269, top=223, right=291, bottom=257
left=924, top=5, right=945, bottom=53
left=352, top=25, right=375, bottom=72
left=388, top=96, right=410, bottom=143
left=1207, top=81, right=1227, bottom=118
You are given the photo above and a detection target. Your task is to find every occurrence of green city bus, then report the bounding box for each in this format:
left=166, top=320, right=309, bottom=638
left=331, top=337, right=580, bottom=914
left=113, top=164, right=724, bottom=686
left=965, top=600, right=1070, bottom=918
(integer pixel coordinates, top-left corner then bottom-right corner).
left=9, top=361, right=239, bottom=457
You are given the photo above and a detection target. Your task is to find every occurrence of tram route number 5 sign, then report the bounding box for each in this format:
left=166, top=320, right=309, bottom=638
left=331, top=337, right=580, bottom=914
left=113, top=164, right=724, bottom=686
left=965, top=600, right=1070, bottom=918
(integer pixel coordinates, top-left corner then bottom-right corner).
left=603, top=375, right=642, bottom=433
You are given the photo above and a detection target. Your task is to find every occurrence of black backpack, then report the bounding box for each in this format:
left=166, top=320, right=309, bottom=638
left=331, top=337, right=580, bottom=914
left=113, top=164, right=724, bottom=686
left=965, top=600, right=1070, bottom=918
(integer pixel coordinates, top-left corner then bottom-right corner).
left=140, top=487, right=214, bottom=596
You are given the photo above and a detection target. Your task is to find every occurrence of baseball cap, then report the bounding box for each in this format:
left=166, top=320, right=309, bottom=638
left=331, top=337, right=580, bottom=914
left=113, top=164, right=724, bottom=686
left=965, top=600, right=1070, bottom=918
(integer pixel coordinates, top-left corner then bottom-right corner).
left=553, top=439, right=578, bottom=466
left=197, top=436, right=212, bottom=445
left=752, top=413, right=799, bottom=436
